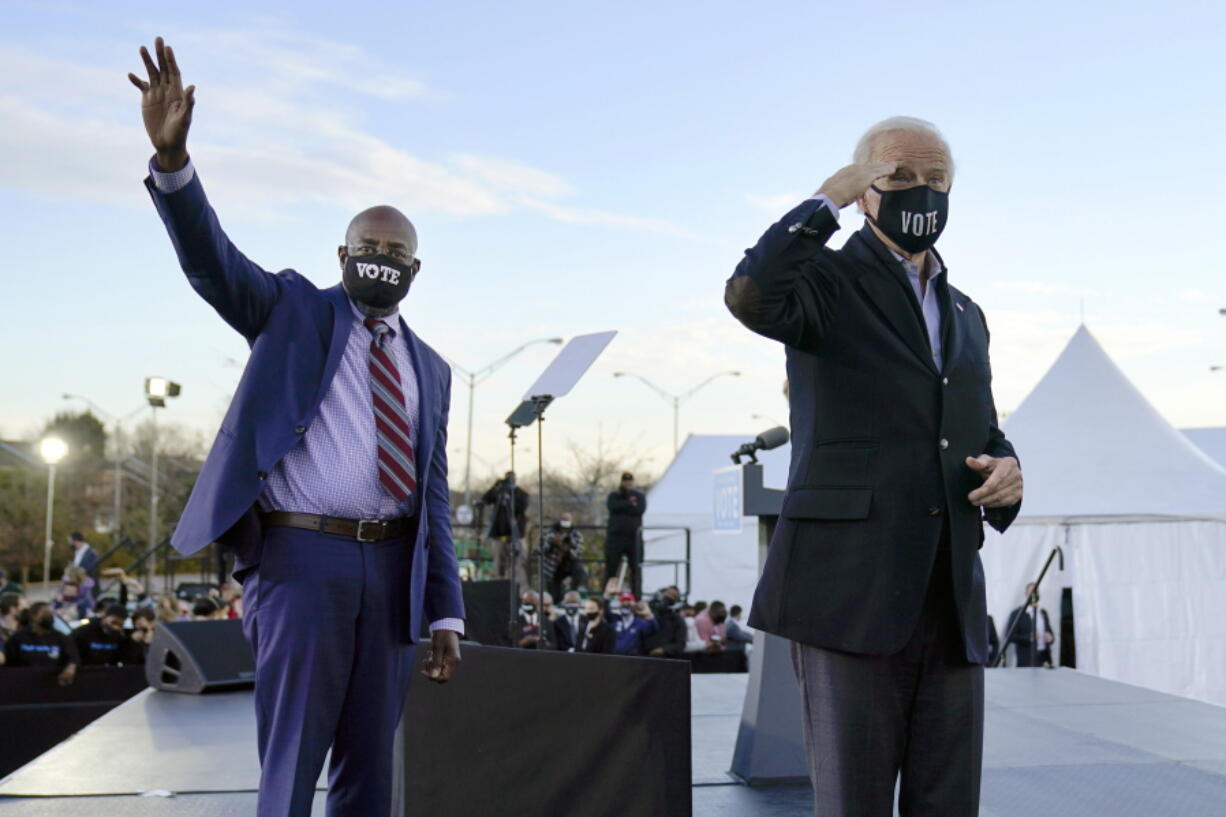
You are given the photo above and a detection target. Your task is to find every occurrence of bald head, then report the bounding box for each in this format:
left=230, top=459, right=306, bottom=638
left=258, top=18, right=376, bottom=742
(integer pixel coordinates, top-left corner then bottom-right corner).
left=344, top=205, right=418, bottom=255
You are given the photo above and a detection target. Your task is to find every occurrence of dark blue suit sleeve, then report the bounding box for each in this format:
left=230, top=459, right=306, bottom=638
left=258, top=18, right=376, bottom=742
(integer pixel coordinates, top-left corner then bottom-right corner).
left=724, top=199, right=842, bottom=352
left=144, top=170, right=281, bottom=341
left=977, top=304, right=1022, bottom=533
left=424, top=364, right=466, bottom=623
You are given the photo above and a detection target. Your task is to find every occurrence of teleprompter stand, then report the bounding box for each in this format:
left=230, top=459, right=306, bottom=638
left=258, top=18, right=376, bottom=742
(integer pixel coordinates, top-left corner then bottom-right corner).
left=504, top=331, right=617, bottom=647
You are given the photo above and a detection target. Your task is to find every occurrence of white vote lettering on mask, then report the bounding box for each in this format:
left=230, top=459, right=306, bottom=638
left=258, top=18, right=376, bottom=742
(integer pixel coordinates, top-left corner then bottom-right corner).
left=355, top=262, right=401, bottom=284
left=900, top=210, right=940, bottom=237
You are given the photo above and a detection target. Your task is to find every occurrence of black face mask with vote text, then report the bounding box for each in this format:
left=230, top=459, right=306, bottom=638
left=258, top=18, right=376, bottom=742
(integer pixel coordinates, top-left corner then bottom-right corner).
left=343, top=253, right=415, bottom=311
left=866, top=184, right=949, bottom=253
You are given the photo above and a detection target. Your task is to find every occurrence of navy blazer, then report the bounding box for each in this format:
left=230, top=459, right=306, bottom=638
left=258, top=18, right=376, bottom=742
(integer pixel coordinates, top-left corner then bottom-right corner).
left=725, top=199, right=1019, bottom=663
left=145, top=171, right=464, bottom=637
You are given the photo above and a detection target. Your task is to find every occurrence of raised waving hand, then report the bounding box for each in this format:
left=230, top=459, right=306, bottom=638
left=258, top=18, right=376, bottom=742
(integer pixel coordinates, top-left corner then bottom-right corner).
left=127, top=36, right=194, bottom=171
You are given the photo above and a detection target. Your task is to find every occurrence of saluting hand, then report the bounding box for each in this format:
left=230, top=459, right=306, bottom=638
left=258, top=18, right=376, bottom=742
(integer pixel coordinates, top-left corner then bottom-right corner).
left=965, top=455, right=1023, bottom=508
left=127, top=36, right=195, bottom=172
left=816, top=162, right=897, bottom=209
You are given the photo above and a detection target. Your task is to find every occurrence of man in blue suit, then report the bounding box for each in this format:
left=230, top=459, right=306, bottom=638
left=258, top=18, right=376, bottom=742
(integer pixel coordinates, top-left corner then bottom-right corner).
left=128, top=37, right=465, bottom=817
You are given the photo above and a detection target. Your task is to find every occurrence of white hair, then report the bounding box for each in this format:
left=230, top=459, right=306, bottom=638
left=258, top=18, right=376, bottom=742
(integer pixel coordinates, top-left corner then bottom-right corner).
left=853, top=116, right=955, bottom=180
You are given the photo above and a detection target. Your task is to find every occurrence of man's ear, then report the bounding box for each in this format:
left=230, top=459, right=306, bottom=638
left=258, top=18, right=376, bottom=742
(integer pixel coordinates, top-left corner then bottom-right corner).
left=337, top=245, right=347, bottom=272
left=856, top=186, right=878, bottom=218
left=410, top=258, right=422, bottom=281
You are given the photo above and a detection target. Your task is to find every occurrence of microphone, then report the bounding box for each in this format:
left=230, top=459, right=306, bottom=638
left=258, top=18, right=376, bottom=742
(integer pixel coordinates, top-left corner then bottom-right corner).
left=731, top=426, right=790, bottom=464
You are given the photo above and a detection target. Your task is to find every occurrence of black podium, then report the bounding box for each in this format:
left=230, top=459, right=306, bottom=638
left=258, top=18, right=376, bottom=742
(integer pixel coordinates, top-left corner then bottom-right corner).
left=729, top=462, right=808, bottom=784
left=392, top=644, right=692, bottom=816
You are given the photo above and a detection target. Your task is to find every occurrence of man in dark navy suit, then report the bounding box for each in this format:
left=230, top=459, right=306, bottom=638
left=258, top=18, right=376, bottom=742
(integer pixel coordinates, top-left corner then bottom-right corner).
left=726, top=117, right=1023, bottom=817
left=128, top=37, right=465, bottom=817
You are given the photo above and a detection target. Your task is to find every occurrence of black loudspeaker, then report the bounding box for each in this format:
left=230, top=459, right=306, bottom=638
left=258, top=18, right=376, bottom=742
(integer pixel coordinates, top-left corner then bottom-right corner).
left=145, top=619, right=255, bottom=694
left=458, top=579, right=514, bottom=647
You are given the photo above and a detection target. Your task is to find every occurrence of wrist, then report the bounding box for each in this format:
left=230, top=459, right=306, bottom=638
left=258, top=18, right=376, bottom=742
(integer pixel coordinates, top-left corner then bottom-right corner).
left=154, top=147, right=188, bottom=172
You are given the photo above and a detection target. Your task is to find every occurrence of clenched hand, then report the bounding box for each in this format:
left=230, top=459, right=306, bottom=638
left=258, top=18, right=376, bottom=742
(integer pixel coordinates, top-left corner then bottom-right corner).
left=421, top=629, right=462, bottom=684
left=965, top=455, right=1023, bottom=508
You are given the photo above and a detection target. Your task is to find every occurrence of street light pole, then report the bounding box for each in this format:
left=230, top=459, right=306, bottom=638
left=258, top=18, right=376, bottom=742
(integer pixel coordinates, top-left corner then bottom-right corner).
left=444, top=337, right=563, bottom=510
left=39, top=438, right=68, bottom=591
left=149, top=404, right=159, bottom=563
left=613, top=370, right=742, bottom=453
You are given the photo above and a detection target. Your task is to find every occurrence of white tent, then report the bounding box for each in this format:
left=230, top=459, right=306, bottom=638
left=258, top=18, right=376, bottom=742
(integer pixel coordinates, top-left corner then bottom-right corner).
left=642, top=435, right=789, bottom=609
left=1183, top=427, right=1226, bottom=469
left=982, top=325, right=1226, bottom=705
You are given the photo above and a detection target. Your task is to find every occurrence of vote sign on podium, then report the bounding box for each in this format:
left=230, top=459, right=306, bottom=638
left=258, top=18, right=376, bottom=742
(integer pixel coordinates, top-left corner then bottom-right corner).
left=712, top=465, right=744, bottom=534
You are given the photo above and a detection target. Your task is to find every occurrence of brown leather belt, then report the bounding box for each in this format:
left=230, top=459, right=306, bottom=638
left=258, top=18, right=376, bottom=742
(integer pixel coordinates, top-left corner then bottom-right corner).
left=261, top=511, right=413, bottom=543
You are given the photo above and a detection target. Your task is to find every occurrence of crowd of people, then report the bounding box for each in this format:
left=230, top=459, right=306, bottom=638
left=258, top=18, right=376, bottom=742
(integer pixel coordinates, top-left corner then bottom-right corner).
left=510, top=583, right=753, bottom=664
left=0, top=535, right=245, bottom=686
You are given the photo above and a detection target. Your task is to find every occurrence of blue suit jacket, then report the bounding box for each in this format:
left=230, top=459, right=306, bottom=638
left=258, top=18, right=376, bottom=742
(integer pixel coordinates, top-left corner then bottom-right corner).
left=145, top=172, right=464, bottom=638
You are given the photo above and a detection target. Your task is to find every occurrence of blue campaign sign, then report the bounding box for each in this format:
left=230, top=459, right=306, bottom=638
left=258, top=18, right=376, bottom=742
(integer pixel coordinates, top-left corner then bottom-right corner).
left=712, top=466, right=744, bottom=534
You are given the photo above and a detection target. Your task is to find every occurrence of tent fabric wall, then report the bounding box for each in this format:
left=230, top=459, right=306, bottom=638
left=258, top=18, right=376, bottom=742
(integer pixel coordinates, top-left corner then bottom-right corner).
left=1070, top=520, right=1226, bottom=707
left=642, top=434, right=789, bottom=609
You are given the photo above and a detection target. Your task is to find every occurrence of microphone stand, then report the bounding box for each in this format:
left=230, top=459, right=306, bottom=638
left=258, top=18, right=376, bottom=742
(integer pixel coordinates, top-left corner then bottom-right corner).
left=994, top=545, right=1064, bottom=668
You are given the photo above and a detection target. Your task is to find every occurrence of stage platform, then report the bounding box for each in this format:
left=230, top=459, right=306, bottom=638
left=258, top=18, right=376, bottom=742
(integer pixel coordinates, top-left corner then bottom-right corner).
left=2, top=668, right=1226, bottom=815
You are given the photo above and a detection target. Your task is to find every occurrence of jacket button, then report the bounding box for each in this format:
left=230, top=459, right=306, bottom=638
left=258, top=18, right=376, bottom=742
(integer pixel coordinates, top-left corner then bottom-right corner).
left=928, top=506, right=943, bottom=517
left=942, top=377, right=949, bottom=386
left=939, top=439, right=949, bottom=450
left=294, top=425, right=307, bottom=434
left=257, top=470, right=268, bottom=480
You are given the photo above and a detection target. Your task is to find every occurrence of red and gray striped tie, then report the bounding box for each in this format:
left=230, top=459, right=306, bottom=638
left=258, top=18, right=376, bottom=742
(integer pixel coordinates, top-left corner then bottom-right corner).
left=364, top=318, right=417, bottom=501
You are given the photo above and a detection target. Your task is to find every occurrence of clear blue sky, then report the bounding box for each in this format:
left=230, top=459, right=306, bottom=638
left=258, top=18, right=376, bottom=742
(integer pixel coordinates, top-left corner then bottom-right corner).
left=2, top=0, right=1223, bottom=484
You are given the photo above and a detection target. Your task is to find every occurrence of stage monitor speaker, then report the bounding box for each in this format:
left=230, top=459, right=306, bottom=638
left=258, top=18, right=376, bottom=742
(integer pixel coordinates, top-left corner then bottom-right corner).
left=457, top=579, right=514, bottom=647
left=145, top=619, right=255, bottom=694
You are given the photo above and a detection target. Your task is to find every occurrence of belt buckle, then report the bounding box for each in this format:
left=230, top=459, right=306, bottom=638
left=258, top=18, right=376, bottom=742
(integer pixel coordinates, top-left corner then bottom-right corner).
left=355, top=519, right=382, bottom=543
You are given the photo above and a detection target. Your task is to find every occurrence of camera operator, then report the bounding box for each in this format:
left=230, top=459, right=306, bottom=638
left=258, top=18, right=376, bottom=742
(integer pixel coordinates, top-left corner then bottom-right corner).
left=605, top=472, right=647, bottom=597
left=482, top=472, right=530, bottom=584
left=541, top=512, right=588, bottom=601
left=643, top=586, right=687, bottom=658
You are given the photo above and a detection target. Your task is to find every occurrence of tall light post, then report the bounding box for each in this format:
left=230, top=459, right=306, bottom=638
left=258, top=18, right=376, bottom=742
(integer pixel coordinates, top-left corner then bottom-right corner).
left=445, top=338, right=563, bottom=510
left=144, top=378, right=181, bottom=587
left=39, top=437, right=68, bottom=591
left=613, top=370, right=742, bottom=453
left=61, top=394, right=146, bottom=539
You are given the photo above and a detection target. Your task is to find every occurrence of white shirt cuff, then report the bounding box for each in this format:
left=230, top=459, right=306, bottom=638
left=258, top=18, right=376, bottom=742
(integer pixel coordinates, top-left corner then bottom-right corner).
left=429, top=618, right=465, bottom=636
left=804, top=193, right=840, bottom=220
left=149, top=156, right=196, bottom=194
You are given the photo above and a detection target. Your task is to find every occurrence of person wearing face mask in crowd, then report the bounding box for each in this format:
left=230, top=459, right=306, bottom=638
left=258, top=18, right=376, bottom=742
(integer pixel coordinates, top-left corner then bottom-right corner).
left=725, top=116, right=1023, bottom=817
left=573, top=598, right=615, bottom=654
left=541, top=512, right=588, bottom=601
left=4, top=602, right=79, bottom=686
left=610, top=593, right=658, bottom=656
left=644, top=585, right=688, bottom=658
left=604, top=472, right=647, bottom=596
left=72, top=604, right=138, bottom=666
left=128, top=37, right=464, bottom=817
left=553, top=590, right=585, bottom=651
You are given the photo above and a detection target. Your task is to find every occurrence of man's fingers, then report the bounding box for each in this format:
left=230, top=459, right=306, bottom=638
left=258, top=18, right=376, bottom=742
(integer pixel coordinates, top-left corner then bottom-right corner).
left=154, top=37, right=168, bottom=78
left=185, top=85, right=196, bottom=108
left=127, top=73, right=149, bottom=92
left=165, top=44, right=181, bottom=79
left=869, top=162, right=897, bottom=179
left=139, top=46, right=159, bottom=85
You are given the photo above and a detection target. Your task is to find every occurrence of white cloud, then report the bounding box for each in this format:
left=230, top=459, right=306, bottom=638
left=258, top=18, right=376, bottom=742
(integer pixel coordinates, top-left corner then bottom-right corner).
left=1178, top=288, right=1211, bottom=303
left=449, top=154, right=575, bottom=198
left=0, top=31, right=693, bottom=236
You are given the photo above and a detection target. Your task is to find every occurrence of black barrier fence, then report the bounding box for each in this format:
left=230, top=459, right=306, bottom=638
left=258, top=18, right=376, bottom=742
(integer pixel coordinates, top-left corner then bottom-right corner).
left=0, top=665, right=148, bottom=778
left=451, top=523, right=692, bottom=598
